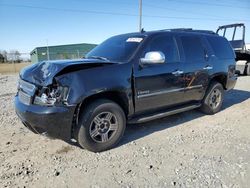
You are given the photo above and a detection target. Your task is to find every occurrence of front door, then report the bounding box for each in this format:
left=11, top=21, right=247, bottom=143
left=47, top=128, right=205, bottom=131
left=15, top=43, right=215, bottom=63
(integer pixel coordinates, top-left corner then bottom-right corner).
left=134, top=34, right=186, bottom=113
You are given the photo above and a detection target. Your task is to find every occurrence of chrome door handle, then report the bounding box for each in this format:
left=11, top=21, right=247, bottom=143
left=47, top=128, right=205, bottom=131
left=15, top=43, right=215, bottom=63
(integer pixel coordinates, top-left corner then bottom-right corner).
left=203, top=66, right=213, bottom=70
left=172, top=70, right=184, bottom=75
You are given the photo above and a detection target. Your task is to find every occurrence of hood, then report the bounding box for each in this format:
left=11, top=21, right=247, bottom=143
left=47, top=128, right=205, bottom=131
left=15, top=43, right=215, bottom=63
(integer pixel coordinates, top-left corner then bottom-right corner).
left=20, top=59, right=115, bottom=86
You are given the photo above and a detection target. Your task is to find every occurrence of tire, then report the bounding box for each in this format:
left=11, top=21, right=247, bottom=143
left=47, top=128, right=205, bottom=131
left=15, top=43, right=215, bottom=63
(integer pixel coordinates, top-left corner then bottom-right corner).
left=200, top=82, right=224, bottom=115
left=77, top=99, right=126, bottom=152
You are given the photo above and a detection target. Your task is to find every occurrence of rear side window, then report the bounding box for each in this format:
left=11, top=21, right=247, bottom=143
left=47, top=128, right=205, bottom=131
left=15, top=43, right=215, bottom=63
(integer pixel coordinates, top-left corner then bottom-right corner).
left=181, top=36, right=205, bottom=62
left=207, top=36, right=234, bottom=59
left=143, top=35, right=179, bottom=63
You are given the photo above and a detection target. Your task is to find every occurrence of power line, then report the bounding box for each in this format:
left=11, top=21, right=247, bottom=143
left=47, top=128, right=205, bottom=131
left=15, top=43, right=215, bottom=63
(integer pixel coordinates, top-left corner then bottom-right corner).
left=0, top=3, right=138, bottom=17
left=144, top=14, right=249, bottom=22
left=73, top=0, right=250, bottom=9
left=68, top=0, right=250, bottom=19
left=1, top=3, right=250, bottom=22
left=143, top=3, right=229, bottom=19
left=170, top=0, right=249, bottom=9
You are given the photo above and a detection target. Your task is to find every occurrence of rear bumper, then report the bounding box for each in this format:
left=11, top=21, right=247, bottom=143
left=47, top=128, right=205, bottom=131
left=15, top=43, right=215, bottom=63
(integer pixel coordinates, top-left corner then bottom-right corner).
left=14, top=95, right=76, bottom=141
left=226, top=74, right=237, bottom=90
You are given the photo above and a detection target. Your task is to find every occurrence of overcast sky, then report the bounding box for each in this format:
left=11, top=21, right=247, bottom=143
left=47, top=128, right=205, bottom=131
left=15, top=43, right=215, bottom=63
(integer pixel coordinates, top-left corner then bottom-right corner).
left=0, top=0, right=249, bottom=54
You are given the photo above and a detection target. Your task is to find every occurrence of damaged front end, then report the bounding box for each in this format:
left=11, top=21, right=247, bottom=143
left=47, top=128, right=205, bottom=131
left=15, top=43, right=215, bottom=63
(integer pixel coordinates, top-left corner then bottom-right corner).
left=15, top=75, right=76, bottom=141
left=18, top=59, right=114, bottom=106
left=15, top=58, right=115, bottom=141
left=18, top=70, right=71, bottom=108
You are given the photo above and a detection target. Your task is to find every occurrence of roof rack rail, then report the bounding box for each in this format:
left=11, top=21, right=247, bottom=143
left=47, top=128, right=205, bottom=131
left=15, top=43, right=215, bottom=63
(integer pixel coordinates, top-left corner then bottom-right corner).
left=171, top=28, right=216, bottom=34
left=160, top=28, right=216, bottom=35
left=169, top=28, right=193, bottom=31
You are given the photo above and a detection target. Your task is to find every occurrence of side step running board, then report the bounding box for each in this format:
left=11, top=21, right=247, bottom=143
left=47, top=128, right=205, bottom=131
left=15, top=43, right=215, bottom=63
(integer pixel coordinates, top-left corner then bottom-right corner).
left=129, top=104, right=201, bottom=124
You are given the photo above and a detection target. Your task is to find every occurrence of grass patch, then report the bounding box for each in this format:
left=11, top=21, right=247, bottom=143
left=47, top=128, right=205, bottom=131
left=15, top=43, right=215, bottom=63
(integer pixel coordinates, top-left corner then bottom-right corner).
left=0, top=62, right=32, bottom=74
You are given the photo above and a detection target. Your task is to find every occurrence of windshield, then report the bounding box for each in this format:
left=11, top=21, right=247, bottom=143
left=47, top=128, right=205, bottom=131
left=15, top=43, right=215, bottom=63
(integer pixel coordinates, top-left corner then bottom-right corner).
left=86, top=34, right=144, bottom=63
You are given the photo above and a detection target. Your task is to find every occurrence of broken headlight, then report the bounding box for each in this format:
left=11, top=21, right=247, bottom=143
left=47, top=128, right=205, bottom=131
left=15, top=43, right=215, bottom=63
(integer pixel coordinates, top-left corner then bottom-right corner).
left=33, top=85, right=69, bottom=106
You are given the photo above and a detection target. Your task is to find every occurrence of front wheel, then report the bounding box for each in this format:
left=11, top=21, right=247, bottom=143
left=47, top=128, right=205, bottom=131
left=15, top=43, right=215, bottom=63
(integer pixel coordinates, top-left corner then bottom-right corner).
left=200, top=82, right=224, bottom=115
left=77, top=99, right=126, bottom=152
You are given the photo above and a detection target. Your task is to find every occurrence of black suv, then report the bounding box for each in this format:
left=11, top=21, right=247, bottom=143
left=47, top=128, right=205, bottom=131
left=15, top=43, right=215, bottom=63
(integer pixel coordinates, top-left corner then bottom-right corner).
left=15, top=29, right=237, bottom=152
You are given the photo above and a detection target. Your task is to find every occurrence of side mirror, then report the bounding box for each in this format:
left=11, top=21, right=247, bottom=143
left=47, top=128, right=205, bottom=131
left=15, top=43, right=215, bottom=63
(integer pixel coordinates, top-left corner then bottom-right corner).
left=140, top=51, right=166, bottom=65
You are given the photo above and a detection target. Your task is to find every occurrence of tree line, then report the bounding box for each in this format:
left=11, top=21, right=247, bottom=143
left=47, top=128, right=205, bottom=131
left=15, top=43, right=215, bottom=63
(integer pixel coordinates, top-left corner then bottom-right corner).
left=0, top=50, right=24, bottom=63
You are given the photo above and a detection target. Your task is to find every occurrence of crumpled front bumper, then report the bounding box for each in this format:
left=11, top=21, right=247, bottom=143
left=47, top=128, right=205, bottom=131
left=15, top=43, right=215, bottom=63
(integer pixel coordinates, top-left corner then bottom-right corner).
left=14, top=95, right=76, bottom=141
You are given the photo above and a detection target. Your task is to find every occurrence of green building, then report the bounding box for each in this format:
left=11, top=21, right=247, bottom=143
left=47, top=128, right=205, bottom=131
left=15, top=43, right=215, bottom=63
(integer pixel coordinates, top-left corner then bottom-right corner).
left=30, top=43, right=97, bottom=63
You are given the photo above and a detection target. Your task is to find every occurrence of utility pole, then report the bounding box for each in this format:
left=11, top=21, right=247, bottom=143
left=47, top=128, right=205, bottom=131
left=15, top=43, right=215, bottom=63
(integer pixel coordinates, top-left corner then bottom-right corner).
left=46, top=39, right=50, bottom=61
left=139, top=0, right=142, bottom=32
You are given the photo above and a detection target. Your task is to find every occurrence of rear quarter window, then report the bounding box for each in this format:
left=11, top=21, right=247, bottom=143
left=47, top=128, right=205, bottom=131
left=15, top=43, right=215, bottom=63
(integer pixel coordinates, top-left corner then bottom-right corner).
left=180, top=36, right=205, bottom=63
left=207, top=36, right=235, bottom=59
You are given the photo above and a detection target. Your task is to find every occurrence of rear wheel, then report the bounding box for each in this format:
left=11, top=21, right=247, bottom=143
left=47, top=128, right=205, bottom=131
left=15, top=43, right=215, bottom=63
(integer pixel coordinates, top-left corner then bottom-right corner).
left=200, top=82, right=224, bottom=115
left=77, top=99, right=126, bottom=152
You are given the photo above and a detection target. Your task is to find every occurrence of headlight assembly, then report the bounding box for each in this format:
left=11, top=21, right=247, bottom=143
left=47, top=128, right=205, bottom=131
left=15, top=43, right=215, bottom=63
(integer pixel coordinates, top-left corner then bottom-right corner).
left=33, top=85, right=69, bottom=106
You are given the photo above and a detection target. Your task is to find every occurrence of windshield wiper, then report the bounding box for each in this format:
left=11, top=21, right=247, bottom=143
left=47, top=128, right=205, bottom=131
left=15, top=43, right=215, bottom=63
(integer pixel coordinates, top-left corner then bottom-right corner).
left=87, top=56, right=110, bottom=61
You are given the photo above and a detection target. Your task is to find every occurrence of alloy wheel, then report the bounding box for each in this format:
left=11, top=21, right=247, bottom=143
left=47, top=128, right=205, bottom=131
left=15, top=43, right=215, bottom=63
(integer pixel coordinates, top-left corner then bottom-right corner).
left=89, top=112, right=118, bottom=143
left=209, top=88, right=222, bottom=109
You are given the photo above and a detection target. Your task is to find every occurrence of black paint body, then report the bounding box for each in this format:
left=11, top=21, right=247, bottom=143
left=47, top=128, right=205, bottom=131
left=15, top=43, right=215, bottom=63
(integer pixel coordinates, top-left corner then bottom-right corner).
left=14, top=30, right=237, bottom=142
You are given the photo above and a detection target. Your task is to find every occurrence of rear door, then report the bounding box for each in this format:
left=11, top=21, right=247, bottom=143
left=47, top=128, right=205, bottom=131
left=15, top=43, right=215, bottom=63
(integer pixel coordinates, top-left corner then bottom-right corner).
left=134, top=34, right=186, bottom=113
left=178, top=34, right=212, bottom=102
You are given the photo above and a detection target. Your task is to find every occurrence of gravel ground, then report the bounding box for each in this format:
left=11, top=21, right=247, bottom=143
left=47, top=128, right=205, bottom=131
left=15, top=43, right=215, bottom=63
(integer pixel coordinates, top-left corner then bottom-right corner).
left=0, top=74, right=249, bottom=188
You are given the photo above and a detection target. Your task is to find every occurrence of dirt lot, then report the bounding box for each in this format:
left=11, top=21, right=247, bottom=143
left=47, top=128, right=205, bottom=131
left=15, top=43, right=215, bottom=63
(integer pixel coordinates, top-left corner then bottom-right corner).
left=0, top=74, right=249, bottom=188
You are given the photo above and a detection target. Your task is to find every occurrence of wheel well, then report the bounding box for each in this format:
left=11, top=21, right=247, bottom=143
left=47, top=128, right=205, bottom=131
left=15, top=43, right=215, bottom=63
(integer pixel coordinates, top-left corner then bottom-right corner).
left=76, top=91, right=128, bottom=122
left=210, top=75, right=227, bottom=89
